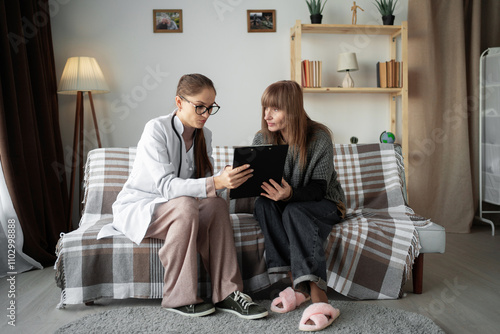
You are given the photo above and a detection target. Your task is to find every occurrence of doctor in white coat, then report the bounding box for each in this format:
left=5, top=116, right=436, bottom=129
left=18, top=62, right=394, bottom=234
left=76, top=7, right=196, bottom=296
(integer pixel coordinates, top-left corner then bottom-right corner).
left=97, top=74, right=268, bottom=319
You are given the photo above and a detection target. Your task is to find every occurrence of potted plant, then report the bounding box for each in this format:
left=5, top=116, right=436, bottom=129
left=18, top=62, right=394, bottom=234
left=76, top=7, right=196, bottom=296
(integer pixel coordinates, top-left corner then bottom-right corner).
left=373, top=0, right=398, bottom=25
left=306, top=0, right=328, bottom=24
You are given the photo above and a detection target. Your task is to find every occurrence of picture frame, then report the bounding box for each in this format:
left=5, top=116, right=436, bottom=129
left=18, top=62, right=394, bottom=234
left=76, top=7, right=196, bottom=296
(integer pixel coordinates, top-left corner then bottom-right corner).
left=247, top=10, right=276, bottom=33
left=153, top=9, right=182, bottom=33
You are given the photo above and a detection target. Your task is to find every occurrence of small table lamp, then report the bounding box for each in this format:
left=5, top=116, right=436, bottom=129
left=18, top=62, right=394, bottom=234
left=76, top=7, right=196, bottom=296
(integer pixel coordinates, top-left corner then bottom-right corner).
left=337, top=52, right=359, bottom=88
left=57, top=56, right=109, bottom=229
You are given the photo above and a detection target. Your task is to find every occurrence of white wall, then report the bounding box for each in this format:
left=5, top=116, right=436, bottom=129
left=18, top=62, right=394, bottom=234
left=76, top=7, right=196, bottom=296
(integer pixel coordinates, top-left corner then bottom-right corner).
left=51, top=0, right=408, bottom=160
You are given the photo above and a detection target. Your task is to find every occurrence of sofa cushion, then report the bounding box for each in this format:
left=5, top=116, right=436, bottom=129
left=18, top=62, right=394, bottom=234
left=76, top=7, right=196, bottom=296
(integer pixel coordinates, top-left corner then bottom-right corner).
left=334, top=143, right=407, bottom=210
left=81, top=146, right=254, bottom=224
left=80, top=148, right=136, bottom=227
left=212, top=144, right=409, bottom=214
left=415, top=222, right=446, bottom=253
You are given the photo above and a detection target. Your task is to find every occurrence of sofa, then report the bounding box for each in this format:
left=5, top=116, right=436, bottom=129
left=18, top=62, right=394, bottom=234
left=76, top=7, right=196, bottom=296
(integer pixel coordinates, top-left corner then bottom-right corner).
left=54, top=143, right=445, bottom=308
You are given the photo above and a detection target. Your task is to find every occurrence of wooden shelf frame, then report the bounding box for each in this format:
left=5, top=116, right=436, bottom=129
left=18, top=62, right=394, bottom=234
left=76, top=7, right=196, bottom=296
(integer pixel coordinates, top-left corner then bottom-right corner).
left=303, top=87, right=403, bottom=94
left=290, top=20, right=409, bottom=189
left=299, top=23, right=403, bottom=36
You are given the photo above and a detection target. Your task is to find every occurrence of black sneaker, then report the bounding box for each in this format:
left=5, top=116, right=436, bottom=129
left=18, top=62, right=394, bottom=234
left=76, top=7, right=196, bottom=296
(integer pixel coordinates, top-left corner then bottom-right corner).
left=164, top=301, right=215, bottom=317
left=215, top=291, right=268, bottom=320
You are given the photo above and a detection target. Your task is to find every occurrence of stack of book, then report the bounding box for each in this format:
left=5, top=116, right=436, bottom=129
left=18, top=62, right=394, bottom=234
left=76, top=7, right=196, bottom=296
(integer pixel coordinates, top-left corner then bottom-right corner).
left=301, top=60, right=322, bottom=88
left=376, top=59, right=402, bottom=88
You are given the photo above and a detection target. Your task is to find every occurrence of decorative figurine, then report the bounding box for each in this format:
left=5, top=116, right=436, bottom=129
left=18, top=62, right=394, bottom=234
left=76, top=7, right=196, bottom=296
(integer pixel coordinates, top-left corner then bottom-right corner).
left=351, top=1, right=364, bottom=25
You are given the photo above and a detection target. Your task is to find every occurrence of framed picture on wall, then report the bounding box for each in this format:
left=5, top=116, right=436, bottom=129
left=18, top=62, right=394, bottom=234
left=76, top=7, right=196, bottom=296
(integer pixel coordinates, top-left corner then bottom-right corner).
left=153, top=9, right=182, bottom=33
left=247, top=10, right=276, bottom=33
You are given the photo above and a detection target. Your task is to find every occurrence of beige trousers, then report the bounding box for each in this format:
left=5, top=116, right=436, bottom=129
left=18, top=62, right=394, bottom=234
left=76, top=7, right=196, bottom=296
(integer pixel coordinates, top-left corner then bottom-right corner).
left=145, top=196, right=243, bottom=308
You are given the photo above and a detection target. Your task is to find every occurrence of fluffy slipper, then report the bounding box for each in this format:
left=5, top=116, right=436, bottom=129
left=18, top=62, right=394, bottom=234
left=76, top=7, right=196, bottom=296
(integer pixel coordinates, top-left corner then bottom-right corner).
left=271, top=287, right=310, bottom=313
left=298, top=302, right=340, bottom=331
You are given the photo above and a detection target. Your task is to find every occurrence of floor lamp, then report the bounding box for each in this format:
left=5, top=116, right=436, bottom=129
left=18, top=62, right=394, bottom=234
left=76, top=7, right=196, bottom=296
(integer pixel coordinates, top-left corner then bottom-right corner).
left=57, top=57, right=109, bottom=230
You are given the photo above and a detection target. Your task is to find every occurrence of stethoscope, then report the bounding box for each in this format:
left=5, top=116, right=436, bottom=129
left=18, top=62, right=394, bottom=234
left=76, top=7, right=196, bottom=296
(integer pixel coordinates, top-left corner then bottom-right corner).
left=171, top=114, right=197, bottom=177
left=171, top=115, right=183, bottom=176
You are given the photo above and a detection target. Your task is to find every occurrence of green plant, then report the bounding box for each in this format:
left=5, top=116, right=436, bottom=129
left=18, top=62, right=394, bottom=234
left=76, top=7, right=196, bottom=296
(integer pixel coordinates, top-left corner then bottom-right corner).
left=305, top=0, right=328, bottom=15
left=373, top=0, right=398, bottom=16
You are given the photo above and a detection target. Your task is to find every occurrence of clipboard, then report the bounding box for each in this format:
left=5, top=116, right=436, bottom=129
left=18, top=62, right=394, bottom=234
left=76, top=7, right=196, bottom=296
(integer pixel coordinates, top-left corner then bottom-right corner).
left=229, top=145, right=288, bottom=199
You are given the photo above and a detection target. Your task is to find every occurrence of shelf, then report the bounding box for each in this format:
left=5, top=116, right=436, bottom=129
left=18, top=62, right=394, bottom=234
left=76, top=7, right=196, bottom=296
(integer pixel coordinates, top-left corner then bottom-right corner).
left=296, top=23, right=403, bottom=38
left=290, top=19, right=409, bottom=196
left=303, top=87, right=402, bottom=94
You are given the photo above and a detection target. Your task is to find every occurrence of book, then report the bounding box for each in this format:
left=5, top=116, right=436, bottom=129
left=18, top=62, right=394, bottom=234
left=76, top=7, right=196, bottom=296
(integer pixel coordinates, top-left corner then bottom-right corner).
left=303, top=60, right=309, bottom=87
left=377, top=59, right=402, bottom=88
left=300, top=60, right=304, bottom=87
left=318, top=61, right=322, bottom=88
left=388, top=59, right=394, bottom=88
left=376, top=61, right=380, bottom=88
left=396, top=61, right=401, bottom=88
left=379, top=61, right=387, bottom=88
left=229, top=145, right=289, bottom=199
left=301, top=59, right=322, bottom=88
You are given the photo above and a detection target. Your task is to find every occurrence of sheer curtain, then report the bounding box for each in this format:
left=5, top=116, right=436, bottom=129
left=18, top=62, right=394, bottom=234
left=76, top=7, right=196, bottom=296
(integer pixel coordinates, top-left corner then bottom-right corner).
left=0, top=160, right=42, bottom=277
left=407, top=0, right=500, bottom=232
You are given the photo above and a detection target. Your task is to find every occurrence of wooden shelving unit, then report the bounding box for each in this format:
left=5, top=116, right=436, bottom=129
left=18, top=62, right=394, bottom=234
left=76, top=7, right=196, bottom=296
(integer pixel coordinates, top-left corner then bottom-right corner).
left=290, top=20, right=409, bottom=187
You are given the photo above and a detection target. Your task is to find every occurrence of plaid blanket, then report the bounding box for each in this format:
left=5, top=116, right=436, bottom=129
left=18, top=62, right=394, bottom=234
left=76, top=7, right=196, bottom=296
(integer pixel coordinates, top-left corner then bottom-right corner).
left=327, top=144, right=426, bottom=299
left=55, top=144, right=428, bottom=307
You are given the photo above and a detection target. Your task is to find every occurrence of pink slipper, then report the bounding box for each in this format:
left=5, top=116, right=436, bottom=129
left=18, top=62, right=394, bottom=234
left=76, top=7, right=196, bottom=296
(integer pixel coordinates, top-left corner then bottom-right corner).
left=270, top=287, right=310, bottom=313
left=298, top=302, right=340, bottom=331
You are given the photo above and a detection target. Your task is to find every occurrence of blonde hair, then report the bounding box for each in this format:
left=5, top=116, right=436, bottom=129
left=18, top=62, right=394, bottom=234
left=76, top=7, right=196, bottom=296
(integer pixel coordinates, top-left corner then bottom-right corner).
left=260, top=80, right=332, bottom=169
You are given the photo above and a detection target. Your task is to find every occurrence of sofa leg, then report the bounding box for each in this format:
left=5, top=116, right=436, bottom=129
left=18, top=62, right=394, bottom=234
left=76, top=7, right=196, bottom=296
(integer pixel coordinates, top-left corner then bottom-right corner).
left=412, top=254, right=424, bottom=294
left=85, top=301, right=95, bottom=306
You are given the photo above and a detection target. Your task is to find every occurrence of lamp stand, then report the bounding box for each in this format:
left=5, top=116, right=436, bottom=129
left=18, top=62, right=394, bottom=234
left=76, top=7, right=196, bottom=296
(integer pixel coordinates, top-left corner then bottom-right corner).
left=342, top=71, right=354, bottom=88
left=68, top=91, right=102, bottom=230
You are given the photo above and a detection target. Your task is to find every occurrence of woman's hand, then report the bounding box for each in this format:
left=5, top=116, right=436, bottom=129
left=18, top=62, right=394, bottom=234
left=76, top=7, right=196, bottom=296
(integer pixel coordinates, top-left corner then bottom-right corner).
left=214, top=164, right=253, bottom=190
left=261, top=178, right=292, bottom=202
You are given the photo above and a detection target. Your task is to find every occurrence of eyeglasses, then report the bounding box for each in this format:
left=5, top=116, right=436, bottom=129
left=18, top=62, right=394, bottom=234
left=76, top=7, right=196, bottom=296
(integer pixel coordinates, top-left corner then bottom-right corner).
left=179, top=95, right=220, bottom=115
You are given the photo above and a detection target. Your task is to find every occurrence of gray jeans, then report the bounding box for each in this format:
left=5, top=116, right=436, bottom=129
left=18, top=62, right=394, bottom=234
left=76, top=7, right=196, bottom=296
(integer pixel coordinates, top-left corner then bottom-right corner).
left=254, top=197, right=341, bottom=292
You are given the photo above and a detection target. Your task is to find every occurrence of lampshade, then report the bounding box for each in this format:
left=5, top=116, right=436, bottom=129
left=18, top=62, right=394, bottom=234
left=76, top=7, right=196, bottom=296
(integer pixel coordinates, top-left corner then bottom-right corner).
left=57, top=57, right=109, bottom=95
left=337, top=52, right=359, bottom=72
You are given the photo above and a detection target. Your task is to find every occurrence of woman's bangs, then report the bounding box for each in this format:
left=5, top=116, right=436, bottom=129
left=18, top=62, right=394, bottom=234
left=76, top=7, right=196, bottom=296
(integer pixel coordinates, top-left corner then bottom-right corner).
left=261, top=85, right=287, bottom=110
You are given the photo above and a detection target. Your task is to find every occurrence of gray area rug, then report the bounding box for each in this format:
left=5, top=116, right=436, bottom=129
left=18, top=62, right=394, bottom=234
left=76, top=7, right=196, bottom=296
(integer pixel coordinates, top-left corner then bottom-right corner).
left=55, top=300, right=444, bottom=333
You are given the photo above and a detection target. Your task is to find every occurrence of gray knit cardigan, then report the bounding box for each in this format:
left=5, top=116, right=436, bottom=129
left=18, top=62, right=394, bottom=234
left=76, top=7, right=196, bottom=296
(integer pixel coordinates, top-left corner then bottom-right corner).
left=252, top=130, right=346, bottom=213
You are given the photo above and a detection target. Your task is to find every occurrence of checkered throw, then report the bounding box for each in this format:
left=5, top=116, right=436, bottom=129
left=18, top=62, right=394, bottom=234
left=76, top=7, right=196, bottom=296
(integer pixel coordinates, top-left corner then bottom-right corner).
left=55, top=144, right=428, bottom=308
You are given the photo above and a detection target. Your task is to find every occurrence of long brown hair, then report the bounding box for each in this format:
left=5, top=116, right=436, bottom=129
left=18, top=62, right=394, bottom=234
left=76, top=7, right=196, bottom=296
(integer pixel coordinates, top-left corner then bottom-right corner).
left=176, top=74, right=214, bottom=178
left=260, top=80, right=332, bottom=169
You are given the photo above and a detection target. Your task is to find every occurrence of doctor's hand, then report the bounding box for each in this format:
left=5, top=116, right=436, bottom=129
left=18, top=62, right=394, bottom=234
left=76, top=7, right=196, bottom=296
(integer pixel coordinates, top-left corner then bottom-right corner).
left=214, top=164, right=253, bottom=190
left=261, top=178, right=292, bottom=202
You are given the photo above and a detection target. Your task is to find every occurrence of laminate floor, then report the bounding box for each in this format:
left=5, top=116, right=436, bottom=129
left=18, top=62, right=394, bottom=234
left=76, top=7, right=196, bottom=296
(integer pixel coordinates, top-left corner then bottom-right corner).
left=1, top=225, right=499, bottom=334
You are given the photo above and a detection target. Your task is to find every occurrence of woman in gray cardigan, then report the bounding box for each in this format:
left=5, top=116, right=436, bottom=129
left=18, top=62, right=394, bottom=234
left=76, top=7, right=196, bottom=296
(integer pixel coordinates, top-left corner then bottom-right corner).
left=253, top=80, right=345, bottom=331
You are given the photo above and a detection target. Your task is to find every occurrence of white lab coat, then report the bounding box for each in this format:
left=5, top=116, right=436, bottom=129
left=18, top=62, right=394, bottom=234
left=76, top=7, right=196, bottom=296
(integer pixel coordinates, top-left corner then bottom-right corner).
left=97, top=110, right=217, bottom=245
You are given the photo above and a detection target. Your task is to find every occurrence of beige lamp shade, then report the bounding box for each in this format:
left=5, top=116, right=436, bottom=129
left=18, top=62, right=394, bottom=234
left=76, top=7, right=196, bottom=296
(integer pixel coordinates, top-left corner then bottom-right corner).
left=337, top=52, right=359, bottom=88
left=337, top=52, right=359, bottom=72
left=57, top=57, right=109, bottom=95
